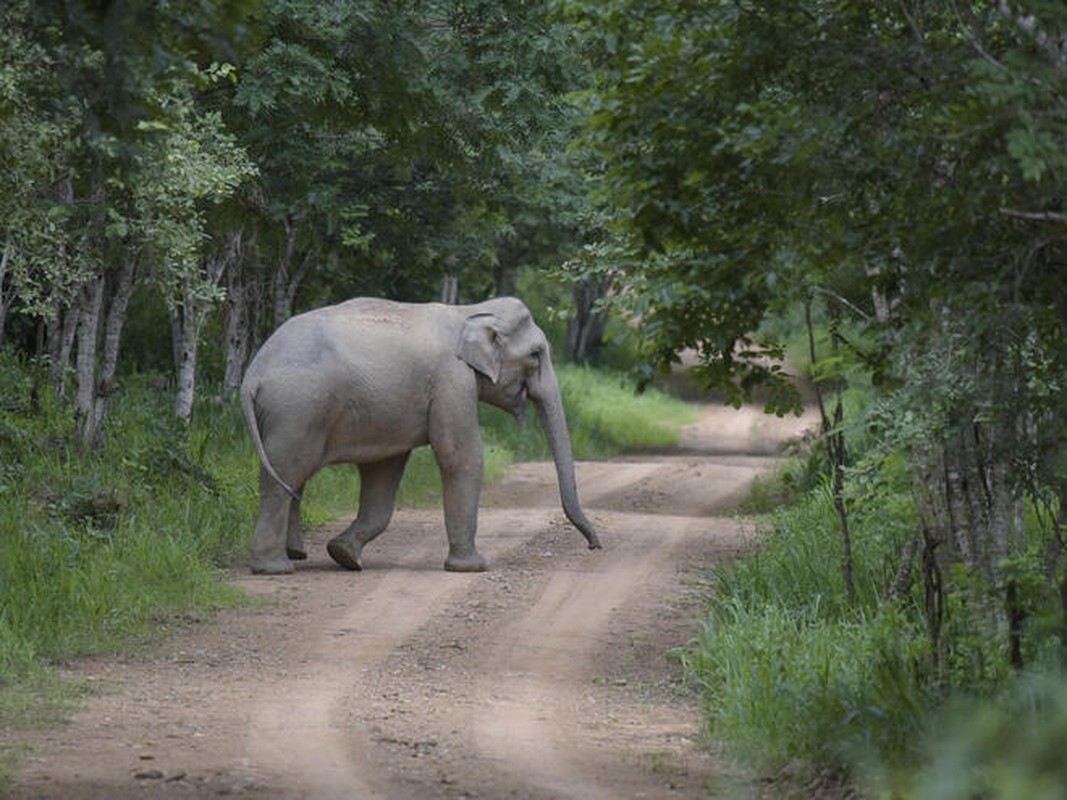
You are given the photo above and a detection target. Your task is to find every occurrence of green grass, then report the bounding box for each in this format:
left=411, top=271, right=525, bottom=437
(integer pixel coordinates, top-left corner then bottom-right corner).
left=0, top=351, right=690, bottom=772
left=0, top=369, right=252, bottom=740
left=688, top=597, right=929, bottom=774
left=683, top=466, right=931, bottom=785
left=686, top=421, right=1067, bottom=796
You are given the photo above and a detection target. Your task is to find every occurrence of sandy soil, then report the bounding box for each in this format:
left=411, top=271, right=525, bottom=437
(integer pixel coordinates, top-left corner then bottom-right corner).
left=4, top=400, right=816, bottom=799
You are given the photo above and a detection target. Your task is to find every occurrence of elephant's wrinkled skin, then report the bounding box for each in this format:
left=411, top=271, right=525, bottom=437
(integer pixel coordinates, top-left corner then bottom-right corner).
left=240, top=297, right=601, bottom=574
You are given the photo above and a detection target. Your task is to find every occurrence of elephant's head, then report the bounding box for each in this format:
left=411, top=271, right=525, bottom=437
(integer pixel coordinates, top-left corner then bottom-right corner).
left=457, top=298, right=602, bottom=551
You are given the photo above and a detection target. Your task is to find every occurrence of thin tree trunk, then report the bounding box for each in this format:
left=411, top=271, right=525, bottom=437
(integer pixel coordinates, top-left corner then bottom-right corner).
left=174, top=232, right=237, bottom=421
left=173, top=279, right=199, bottom=422
left=806, top=296, right=855, bottom=601
left=0, top=240, right=14, bottom=348
left=91, top=255, right=137, bottom=439
left=74, top=276, right=104, bottom=445
left=223, top=260, right=250, bottom=394
left=494, top=236, right=519, bottom=297
left=440, top=273, right=459, bottom=305
left=272, top=221, right=313, bottom=326
left=566, top=277, right=609, bottom=363
left=48, top=297, right=80, bottom=398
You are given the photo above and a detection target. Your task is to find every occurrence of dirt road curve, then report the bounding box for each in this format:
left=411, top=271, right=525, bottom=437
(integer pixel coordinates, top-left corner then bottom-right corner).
left=7, top=401, right=815, bottom=799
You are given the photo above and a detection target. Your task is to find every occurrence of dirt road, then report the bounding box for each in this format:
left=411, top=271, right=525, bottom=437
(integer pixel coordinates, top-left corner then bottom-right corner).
left=6, top=401, right=815, bottom=799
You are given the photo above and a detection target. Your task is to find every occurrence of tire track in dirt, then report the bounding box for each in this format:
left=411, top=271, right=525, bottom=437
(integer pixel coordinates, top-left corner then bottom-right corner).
left=243, top=570, right=460, bottom=798
left=240, top=514, right=556, bottom=800
left=468, top=511, right=702, bottom=800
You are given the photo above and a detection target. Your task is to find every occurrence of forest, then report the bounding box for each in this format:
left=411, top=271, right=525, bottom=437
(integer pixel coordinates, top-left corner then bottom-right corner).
left=2, top=1, right=1067, bottom=796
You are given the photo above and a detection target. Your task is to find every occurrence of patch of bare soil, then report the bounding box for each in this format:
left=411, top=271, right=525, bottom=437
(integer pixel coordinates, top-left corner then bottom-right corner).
left=3, top=402, right=816, bottom=799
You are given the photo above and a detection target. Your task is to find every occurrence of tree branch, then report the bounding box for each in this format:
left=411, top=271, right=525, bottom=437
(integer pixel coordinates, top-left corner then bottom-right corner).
left=999, top=206, right=1067, bottom=225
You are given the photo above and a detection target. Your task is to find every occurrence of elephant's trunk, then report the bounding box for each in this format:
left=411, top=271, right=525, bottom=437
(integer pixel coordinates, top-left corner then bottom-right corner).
left=531, top=363, right=602, bottom=550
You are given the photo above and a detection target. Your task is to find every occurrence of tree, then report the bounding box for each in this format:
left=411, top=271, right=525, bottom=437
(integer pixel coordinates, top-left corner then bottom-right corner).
left=0, top=3, right=89, bottom=350
left=564, top=0, right=1067, bottom=673
left=141, top=82, right=256, bottom=421
left=0, top=0, right=258, bottom=438
left=1, top=0, right=599, bottom=433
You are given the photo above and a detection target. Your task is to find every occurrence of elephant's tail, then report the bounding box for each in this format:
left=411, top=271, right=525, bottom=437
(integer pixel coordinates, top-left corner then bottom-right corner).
left=240, top=379, right=302, bottom=502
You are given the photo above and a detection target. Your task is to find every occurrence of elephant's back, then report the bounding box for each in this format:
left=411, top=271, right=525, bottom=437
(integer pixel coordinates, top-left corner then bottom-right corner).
left=245, top=299, right=463, bottom=408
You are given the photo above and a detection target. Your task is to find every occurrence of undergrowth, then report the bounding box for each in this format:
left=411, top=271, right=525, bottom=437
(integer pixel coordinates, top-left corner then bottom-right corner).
left=686, top=403, right=1067, bottom=797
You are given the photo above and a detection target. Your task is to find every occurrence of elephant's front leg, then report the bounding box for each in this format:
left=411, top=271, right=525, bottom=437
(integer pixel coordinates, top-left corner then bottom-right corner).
left=250, top=467, right=296, bottom=574
left=433, top=432, right=487, bottom=573
left=327, top=453, right=410, bottom=571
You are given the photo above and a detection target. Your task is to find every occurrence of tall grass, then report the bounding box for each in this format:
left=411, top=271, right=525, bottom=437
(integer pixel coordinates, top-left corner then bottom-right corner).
left=0, top=368, right=251, bottom=710
left=684, top=464, right=931, bottom=781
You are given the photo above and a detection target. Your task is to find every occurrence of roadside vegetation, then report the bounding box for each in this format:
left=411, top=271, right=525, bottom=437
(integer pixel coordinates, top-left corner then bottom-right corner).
left=684, top=318, right=1067, bottom=796
left=560, top=3, right=1067, bottom=797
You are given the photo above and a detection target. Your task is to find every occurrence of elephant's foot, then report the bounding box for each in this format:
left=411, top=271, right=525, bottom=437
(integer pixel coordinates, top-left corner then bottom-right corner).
left=286, top=546, right=308, bottom=561
left=326, top=535, right=364, bottom=571
left=444, top=550, right=487, bottom=572
left=250, top=555, right=295, bottom=575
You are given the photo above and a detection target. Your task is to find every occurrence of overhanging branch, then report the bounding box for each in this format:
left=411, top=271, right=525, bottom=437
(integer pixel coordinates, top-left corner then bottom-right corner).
left=999, top=207, right=1067, bottom=226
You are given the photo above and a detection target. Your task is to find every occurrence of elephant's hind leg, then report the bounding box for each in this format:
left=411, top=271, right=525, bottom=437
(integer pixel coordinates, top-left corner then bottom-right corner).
left=286, top=498, right=307, bottom=560
left=250, top=468, right=296, bottom=574
left=327, top=453, right=410, bottom=571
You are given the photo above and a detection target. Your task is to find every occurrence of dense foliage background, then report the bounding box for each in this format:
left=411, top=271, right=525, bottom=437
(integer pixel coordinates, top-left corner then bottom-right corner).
left=3, top=1, right=1067, bottom=796
left=559, top=1, right=1067, bottom=794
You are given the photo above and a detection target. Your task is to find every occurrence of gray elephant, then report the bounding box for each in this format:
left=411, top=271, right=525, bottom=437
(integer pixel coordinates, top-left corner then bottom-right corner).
left=239, top=296, right=602, bottom=574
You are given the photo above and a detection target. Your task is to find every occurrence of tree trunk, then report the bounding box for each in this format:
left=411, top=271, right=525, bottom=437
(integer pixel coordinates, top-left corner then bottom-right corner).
left=0, top=240, right=13, bottom=348
left=566, top=277, right=609, bottom=363
left=48, top=298, right=79, bottom=398
left=173, top=231, right=238, bottom=421
left=494, top=236, right=519, bottom=297
left=90, top=255, right=137, bottom=438
left=806, top=297, right=855, bottom=601
left=73, top=276, right=104, bottom=445
left=173, top=279, right=199, bottom=422
left=272, top=220, right=313, bottom=327
left=223, top=258, right=251, bottom=394
left=440, top=273, right=459, bottom=305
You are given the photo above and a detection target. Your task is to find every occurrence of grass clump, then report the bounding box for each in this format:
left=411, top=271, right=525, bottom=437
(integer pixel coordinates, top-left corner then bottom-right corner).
left=687, top=424, right=1067, bottom=797
left=683, top=459, right=933, bottom=787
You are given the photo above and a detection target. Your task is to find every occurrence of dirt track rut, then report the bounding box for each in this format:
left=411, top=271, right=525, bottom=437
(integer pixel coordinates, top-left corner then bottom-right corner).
left=5, top=401, right=815, bottom=799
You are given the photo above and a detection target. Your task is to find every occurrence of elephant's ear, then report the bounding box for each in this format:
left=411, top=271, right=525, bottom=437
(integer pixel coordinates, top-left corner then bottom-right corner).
left=457, top=313, right=502, bottom=383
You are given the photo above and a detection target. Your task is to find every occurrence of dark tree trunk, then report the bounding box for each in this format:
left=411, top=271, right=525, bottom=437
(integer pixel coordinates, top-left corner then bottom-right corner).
left=0, top=241, right=14, bottom=348
left=565, top=277, right=609, bottom=363
left=272, top=219, right=313, bottom=327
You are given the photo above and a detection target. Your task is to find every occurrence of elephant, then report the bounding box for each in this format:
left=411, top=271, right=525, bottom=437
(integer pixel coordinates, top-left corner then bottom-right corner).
left=239, top=296, right=602, bottom=574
